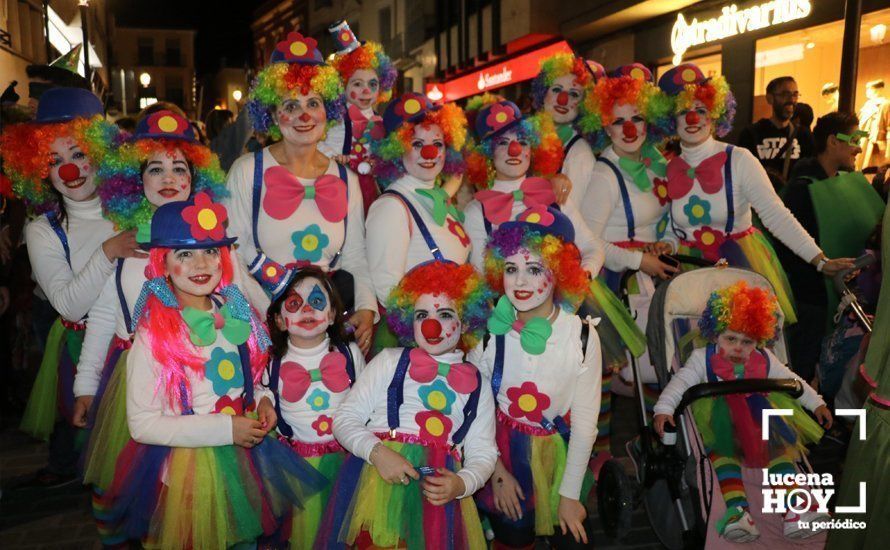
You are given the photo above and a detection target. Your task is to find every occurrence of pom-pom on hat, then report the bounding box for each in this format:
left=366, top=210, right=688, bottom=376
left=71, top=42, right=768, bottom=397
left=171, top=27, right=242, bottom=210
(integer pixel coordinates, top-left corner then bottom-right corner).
left=501, top=205, right=575, bottom=243
left=133, top=110, right=196, bottom=143
left=657, top=63, right=706, bottom=95
left=270, top=31, right=324, bottom=65
left=382, top=92, right=437, bottom=134
left=35, top=87, right=103, bottom=123
left=474, top=99, right=523, bottom=141
left=139, top=192, right=236, bottom=250
left=611, top=63, right=653, bottom=83
left=329, top=20, right=361, bottom=54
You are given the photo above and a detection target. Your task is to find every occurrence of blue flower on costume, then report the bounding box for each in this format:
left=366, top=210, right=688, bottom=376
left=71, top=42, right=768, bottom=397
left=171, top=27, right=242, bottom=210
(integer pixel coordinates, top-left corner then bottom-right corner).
left=418, top=379, right=456, bottom=415
left=683, top=195, right=711, bottom=226
left=307, top=388, right=330, bottom=411
left=291, top=224, right=329, bottom=262
left=204, top=348, right=244, bottom=396
left=656, top=212, right=670, bottom=240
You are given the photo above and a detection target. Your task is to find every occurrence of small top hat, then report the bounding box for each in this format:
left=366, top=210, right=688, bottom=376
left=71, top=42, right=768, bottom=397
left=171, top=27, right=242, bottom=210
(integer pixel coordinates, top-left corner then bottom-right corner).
left=140, top=192, right=236, bottom=250
left=35, top=87, right=103, bottom=123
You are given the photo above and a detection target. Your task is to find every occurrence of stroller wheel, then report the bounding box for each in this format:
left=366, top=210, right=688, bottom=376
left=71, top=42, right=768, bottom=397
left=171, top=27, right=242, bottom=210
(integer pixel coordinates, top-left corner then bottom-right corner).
left=596, top=459, right=634, bottom=540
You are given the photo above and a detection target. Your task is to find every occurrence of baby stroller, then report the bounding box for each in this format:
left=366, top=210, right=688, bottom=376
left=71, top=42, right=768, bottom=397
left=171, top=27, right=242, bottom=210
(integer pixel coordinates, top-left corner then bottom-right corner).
left=597, top=264, right=827, bottom=549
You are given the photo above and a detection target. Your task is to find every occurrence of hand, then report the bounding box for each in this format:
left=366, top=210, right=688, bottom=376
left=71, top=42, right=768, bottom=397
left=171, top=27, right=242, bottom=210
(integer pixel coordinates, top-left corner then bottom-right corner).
left=653, top=413, right=675, bottom=437
left=0, top=286, right=9, bottom=316
left=102, top=230, right=146, bottom=262
left=442, top=174, right=463, bottom=198
left=232, top=415, right=266, bottom=448
left=72, top=395, right=94, bottom=428
left=0, top=225, right=11, bottom=263
left=814, top=405, right=833, bottom=429
left=256, top=396, right=277, bottom=434
left=422, top=468, right=466, bottom=506
left=549, top=174, right=572, bottom=205
left=639, top=252, right=679, bottom=280
left=491, top=461, right=525, bottom=521
left=810, top=254, right=854, bottom=277
left=557, top=496, right=588, bottom=544
left=332, top=154, right=350, bottom=165
left=369, top=442, right=420, bottom=485
left=349, top=309, right=375, bottom=355
left=643, top=241, right=674, bottom=256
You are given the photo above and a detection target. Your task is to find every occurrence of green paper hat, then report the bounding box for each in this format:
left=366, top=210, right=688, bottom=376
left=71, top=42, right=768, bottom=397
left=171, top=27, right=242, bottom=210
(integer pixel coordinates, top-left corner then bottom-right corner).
left=50, top=44, right=83, bottom=74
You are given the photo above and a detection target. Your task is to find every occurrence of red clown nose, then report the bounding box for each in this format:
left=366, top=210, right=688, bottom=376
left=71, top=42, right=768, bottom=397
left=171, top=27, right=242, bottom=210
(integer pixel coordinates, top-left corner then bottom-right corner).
left=59, top=163, right=81, bottom=182
left=299, top=112, right=312, bottom=122
left=507, top=140, right=523, bottom=157
left=421, top=318, right=442, bottom=340
left=685, top=111, right=700, bottom=126
left=556, top=91, right=569, bottom=106
left=420, top=144, right=439, bottom=160
left=622, top=121, right=638, bottom=139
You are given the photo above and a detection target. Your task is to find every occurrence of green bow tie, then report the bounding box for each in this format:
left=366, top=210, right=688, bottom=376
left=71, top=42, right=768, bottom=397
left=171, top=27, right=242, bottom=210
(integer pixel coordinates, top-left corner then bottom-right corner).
left=487, top=296, right=553, bottom=355
left=182, top=304, right=251, bottom=347
left=618, top=156, right=654, bottom=192
left=556, top=124, right=575, bottom=145
left=415, top=187, right=465, bottom=226
left=641, top=143, right=667, bottom=177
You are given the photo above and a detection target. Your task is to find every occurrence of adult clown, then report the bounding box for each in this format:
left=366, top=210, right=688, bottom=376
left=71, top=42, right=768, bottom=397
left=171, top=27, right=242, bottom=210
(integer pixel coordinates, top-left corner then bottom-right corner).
left=657, top=63, right=853, bottom=323
left=227, top=31, right=377, bottom=353
left=320, top=20, right=397, bottom=214
left=365, top=92, right=471, bottom=348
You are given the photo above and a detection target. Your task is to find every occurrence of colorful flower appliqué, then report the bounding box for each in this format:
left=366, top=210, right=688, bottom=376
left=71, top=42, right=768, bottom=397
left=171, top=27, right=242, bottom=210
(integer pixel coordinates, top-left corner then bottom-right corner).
left=418, top=379, right=457, bottom=415
left=213, top=395, right=244, bottom=416
left=505, top=382, right=551, bottom=423
left=518, top=204, right=555, bottom=226
left=485, top=103, right=517, bottom=132
left=312, top=414, right=334, bottom=436
left=291, top=224, right=329, bottom=262
left=307, top=388, right=331, bottom=412
left=147, top=111, right=189, bottom=136
left=652, top=178, right=670, bottom=206
left=275, top=32, right=317, bottom=61
left=204, top=347, right=244, bottom=397
left=683, top=195, right=711, bottom=226
left=415, top=410, right=453, bottom=445
left=692, top=226, right=726, bottom=261
left=447, top=218, right=470, bottom=247
left=181, top=192, right=227, bottom=241
left=656, top=212, right=670, bottom=240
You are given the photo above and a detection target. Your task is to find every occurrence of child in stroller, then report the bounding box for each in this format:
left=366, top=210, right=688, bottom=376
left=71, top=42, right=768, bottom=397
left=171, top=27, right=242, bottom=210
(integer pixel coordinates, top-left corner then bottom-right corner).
left=653, top=281, right=832, bottom=543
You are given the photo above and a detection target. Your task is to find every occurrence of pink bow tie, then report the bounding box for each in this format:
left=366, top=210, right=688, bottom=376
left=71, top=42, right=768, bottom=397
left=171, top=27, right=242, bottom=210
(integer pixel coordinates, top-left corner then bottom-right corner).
left=665, top=151, right=727, bottom=200
left=279, top=351, right=351, bottom=403
left=710, top=349, right=767, bottom=381
left=474, top=177, right=556, bottom=226
left=408, top=348, right=479, bottom=394
left=263, top=166, right=348, bottom=222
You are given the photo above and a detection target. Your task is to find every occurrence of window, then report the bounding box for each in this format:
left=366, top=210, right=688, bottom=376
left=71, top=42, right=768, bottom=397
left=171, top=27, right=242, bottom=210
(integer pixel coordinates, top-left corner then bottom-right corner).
left=138, top=36, right=154, bottom=65
left=167, top=83, right=184, bottom=109
left=379, top=6, right=392, bottom=40
left=165, top=38, right=181, bottom=66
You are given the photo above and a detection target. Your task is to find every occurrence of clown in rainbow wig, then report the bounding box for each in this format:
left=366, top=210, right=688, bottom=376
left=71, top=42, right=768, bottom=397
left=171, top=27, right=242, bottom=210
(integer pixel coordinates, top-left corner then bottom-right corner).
left=531, top=52, right=598, bottom=207
left=317, top=260, right=496, bottom=549
left=227, top=30, right=378, bottom=355
left=319, top=19, right=398, bottom=214
left=658, top=63, right=854, bottom=325
left=462, top=94, right=606, bottom=278
left=653, top=281, right=831, bottom=543
left=473, top=206, right=602, bottom=547
left=100, top=195, right=326, bottom=549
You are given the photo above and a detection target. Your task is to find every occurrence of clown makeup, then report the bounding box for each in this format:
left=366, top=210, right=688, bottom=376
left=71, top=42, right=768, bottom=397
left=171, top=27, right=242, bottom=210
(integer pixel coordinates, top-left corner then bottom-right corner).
left=412, top=293, right=463, bottom=356
left=543, top=74, right=584, bottom=124
left=503, top=248, right=555, bottom=315
left=716, top=329, right=758, bottom=365
left=403, top=123, right=445, bottom=182
left=165, top=247, right=223, bottom=310
left=276, top=277, right=333, bottom=347
left=275, top=92, right=327, bottom=145
left=605, top=102, right=646, bottom=158
left=492, top=130, right=531, bottom=180
left=676, top=99, right=711, bottom=146
left=346, top=69, right=380, bottom=111
left=48, top=136, right=97, bottom=202
left=142, top=149, right=192, bottom=207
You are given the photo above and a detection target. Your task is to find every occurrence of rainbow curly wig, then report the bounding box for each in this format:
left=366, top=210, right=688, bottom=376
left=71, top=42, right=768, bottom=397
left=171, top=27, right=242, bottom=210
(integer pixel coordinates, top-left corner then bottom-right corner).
left=385, top=260, right=494, bottom=351
left=0, top=116, right=120, bottom=216
left=671, top=76, right=736, bottom=138
left=484, top=225, right=589, bottom=312
left=579, top=76, right=673, bottom=150
left=464, top=95, right=564, bottom=190
left=370, top=102, right=468, bottom=188
left=331, top=41, right=397, bottom=105
left=247, top=62, right=345, bottom=140
left=531, top=52, right=592, bottom=111
left=698, top=281, right=779, bottom=347
left=98, top=139, right=228, bottom=230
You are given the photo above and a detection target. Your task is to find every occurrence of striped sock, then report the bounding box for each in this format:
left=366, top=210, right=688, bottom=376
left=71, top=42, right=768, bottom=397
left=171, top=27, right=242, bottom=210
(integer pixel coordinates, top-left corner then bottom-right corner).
left=768, top=456, right=799, bottom=509
left=710, top=452, right=748, bottom=510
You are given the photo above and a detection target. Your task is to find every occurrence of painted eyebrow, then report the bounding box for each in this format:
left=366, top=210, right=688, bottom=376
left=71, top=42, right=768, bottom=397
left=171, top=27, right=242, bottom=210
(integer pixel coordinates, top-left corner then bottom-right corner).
left=437, top=307, right=457, bottom=314
left=172, top=159, right=188, bottom=166
left=68, top=145, right=80, bottom=151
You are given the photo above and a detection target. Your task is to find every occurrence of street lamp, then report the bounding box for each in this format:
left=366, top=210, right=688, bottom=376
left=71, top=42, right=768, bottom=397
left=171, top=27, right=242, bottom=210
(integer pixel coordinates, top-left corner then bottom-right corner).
left=140, top=72, right=151, bottom=87
left=232, top=89, right=243, bottom=102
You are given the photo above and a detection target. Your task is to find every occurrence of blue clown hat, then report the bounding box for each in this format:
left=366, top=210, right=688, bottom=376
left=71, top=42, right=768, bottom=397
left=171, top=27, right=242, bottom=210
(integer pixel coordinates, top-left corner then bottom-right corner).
left=269, top=31, right=325, bottom=65
left=611, top=63, right=653, bottom=83
left=133, top=110, right=197, bottom=142
left=501, top=205, right=575, bottom=243
left=658, top=63, right=706, bottom=95
left=475, top=100, right=523, bottom=141
left=35, top=87, right=103, bottom=123
left=139, top=192, right=236, bottom=250
left=329, top=20, right=362, bottom=54
left=382, top=92, right=438, bottom=135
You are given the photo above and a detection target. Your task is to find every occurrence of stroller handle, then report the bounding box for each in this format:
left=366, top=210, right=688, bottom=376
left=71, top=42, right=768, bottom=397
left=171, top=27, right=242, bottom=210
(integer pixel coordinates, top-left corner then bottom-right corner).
left=832, top=253, right=876, bottom=294
left=675, top=378, right=803, bottom=416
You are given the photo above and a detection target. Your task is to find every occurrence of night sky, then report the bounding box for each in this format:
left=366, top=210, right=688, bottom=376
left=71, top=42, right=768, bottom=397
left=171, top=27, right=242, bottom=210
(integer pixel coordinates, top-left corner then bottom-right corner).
left=109, top=0, right=264, bottom=76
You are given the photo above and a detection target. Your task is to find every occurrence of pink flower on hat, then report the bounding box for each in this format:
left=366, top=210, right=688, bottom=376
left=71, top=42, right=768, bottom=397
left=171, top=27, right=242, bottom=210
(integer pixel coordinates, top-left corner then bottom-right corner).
left=275, top=32, right=317, bottom=61
left=147, top=111, right=188, bottom=135
left=181, top=192, right=228, bottom=241
left=394, top=95, right=425, bottom=119
left=485, top=103, right=516, bottom=132
left=518, top=205, right=555, bottom=226
left=673, top=65, right=703, bottom=86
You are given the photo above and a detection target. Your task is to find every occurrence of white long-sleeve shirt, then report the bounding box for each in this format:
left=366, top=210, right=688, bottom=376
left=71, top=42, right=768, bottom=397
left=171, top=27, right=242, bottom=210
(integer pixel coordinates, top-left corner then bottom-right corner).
left=365, top=175, right=471, bottom=304
left=266, top=338, right=365, bottom=445
left=560, top=129, right=597, bottom=210
left=669, top=137, right=821, bottom=263
left=463, top=178, right=605, bottom=275
left=24, top=196, right=116, bottom=321
left=581, top=146, right=674, bottom=272
left=224, top=148, right=376, bottom=315
left=126, top=298, right=264, bottom=447
left=653, top=347, right=825, bottom=416
left=318, top=105, right=377, bottom=158
left=334, top=347, right=497, bottom=498
left=468, top=309, right=602, bottom=500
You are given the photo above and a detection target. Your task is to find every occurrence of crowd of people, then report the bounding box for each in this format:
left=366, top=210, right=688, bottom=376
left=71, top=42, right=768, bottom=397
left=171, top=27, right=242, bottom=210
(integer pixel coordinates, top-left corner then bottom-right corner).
left=0, top=18, right=886, bottom=550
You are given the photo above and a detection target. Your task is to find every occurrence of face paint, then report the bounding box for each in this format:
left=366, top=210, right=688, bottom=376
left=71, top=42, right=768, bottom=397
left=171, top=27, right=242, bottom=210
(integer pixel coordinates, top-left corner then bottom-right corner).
left=403, top=124, right=445, bottom=181
left=48, top=136, right=98, bottom=202
left=503, top=248, right=555, bottom=313
left=543, top=74, right=584, bottom=124
left=277, top=277, right=332, bottom=343
left=605, top=102, right=646, bottom=156
left=283, top=290, right=303, bottom=313
left=716, top=329, right=757, bottom=365
left=165, top=248, right=223, bottom=302
left=142, top=148, right=192, bottom=207
left=275, top=92, right=327, bottom=145
left=492, top=130, right=531, bottom=180
left=413, top=293, right=462, bottom=355
left=346, top=69, right=380, bottom=110
left=677, top=100, right=711, bottom=146
left=307, top=284, right=328, bottom=311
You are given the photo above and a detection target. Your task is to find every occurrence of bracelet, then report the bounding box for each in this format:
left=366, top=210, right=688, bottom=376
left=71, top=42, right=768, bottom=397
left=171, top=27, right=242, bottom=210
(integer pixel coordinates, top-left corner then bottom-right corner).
left=816, top=257, right=828, bottom=273
left=369, top=441, right=383, bottom=463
